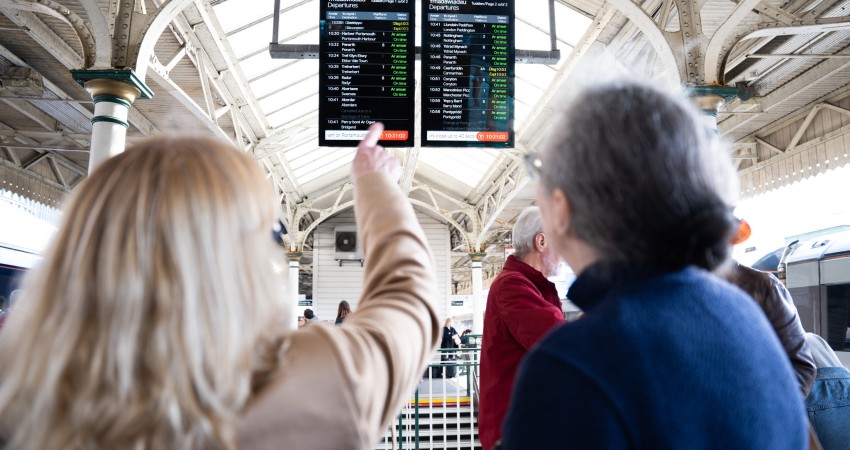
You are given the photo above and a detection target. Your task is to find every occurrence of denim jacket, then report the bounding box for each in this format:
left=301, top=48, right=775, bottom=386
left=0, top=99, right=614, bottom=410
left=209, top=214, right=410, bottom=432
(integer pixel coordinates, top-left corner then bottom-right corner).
left=806, top=366, right=850, bottom=450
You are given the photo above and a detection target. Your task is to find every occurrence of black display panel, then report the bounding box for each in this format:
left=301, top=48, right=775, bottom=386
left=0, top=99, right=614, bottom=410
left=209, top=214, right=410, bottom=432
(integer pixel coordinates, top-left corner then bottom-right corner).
left=319, top=1, right=416, bottom=147
left=421, top=1, right=515, bottom=147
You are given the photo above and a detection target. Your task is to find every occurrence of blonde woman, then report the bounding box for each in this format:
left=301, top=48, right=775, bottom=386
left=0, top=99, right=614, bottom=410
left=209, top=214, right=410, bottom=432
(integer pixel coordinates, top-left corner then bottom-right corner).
left=0, top=123, right=439, bottom=450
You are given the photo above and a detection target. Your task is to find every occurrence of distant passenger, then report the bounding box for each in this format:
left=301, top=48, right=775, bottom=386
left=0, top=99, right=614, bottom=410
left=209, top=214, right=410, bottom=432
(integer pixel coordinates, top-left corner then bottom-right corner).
left=500, top=78, right=807, bottom=449
left=335, top=300, right=352, bottom=325
left=460, top=328, right=473, bottom=345
left=437, top=317, right=462, bottom=378
left=303, top=307, right=320, bottom=324
left=478, top=206, right=564, bottom=450
left=804, top=333, right=850, bottom=450
left=718, top=220, right=816, bottom=396
left=297, top=315, right=307, bottom=329
left=0, top=123, right=439, bottom=450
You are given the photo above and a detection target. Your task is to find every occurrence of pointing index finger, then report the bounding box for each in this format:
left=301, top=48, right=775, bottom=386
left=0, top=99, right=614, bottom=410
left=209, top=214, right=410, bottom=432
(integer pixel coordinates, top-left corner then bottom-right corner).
left=362, top=122, right=384, bottom=148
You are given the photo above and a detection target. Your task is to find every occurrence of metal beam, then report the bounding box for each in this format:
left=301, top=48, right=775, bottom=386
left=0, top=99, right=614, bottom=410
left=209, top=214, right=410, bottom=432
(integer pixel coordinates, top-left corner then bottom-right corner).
left=0, top=158, right=68, bottom=193
left=0, top=142, right=88, bottom=153
left=703, top=0, right=763, bottom=84
left=47, top=155, right=69, bottom=189
left=476, top=166, right=529, bottom=249
left=0, top=99, right=57, bottom=130
left=719, top=54, right=850, bottom=136
left=4, top=146, right=21, bottom=165
left=752, top=1, right=800, bottom=25
left=134, top=0, right=196, bottom=80
left=738, top=119, right=850, bottom=179
left=745, top=53, right=850, bottom=59
left=742, top=21, right=850, bottom=40
left=519, top=6, right=615, bottom=150
left=146, top=68, right=231, bottom=142
left=399, top=146, right=420, bottom=194
left=0, top=7, right=83, bottom=67
left=604, top=0, right=681, bottom=82
left=755, top=137, right=784, bottom=155
left=0, top=23, right=158, bottom=136
left=786, top=104, right=821, bottom=152
left=0, top=121, right=86, bottom=177
left=23, top=152, right=50, bottom=170
left=187, top=0, right=270, bottom=138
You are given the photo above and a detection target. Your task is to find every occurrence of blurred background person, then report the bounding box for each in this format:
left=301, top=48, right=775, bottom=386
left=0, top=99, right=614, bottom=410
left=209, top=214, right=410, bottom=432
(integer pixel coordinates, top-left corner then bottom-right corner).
left=0, top=122, right=439, bottom=450
left=437, top=317, right=462, bottom=379
left=335, top=300, right=352, bottom=325
left=719, top=219, right=816, bottom=396
left=460, top=329, right=473, bottom=346
left=478, top=206, right=564, bottom=450
left=804, top=332, right=850, bottom=450
left=501, top=79, right=807, bottom=449
left=297, top=316, right=307, bottom=329
left=303, top=308, right=319, bottom=324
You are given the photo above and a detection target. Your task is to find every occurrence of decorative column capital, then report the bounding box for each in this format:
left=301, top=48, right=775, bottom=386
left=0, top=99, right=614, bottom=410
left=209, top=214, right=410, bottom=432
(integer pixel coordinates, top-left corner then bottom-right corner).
left=287, top=252, right=304, bottom=263
left=687, top=85, right=739, bottom=116
left=469, top=253, right=487, bottom=262
left=70, top=69, right=154, bottom=100
left=469, top=253, right=486, bottom=268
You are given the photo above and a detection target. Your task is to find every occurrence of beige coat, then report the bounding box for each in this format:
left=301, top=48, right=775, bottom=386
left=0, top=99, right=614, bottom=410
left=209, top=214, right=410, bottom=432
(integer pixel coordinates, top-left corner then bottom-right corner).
left=238, top=173, right=440, bottom=450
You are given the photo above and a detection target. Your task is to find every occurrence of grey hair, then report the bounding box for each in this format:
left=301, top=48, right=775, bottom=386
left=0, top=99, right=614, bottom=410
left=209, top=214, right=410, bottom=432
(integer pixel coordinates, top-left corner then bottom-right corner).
left=539, top=79, right=738, bottom=270
left=512, top=207, right=544, bottom=259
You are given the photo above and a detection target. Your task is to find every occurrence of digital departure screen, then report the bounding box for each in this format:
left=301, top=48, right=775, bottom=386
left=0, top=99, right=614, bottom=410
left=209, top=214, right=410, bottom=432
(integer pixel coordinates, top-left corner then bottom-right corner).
left=319, top=0, right=416, bottom=147
left=421, top=0, right=515, bottom=147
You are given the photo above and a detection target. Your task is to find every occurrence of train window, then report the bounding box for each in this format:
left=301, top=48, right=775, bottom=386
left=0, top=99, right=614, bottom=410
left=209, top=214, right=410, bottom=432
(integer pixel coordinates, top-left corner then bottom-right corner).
left=0, top=265, right=26, bottom=309
left=826, top=284, right=850, bottom=351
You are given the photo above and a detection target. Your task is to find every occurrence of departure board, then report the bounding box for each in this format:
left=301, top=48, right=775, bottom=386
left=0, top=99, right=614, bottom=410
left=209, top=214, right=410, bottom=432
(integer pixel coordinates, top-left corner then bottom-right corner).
left=421, top=1, right=515, bottom=147
left=319, top=1, right=416, bottom=147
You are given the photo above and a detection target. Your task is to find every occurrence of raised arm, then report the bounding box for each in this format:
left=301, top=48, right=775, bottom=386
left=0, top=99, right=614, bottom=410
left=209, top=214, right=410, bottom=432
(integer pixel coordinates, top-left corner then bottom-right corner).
left=238, top=123, right=439, bottom=450
left=341, top=122, right=441, bottom=444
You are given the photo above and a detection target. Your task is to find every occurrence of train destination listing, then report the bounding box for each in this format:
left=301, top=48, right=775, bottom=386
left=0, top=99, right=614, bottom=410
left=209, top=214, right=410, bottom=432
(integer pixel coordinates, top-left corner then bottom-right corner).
left=421, top=0, right=515, bottom=147
left=319, top=0, right=415, bottom=147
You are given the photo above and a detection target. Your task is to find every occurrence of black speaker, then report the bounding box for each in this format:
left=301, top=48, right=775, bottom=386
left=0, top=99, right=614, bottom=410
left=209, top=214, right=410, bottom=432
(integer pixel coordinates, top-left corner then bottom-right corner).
left=335, top=231, right=357, bottom=252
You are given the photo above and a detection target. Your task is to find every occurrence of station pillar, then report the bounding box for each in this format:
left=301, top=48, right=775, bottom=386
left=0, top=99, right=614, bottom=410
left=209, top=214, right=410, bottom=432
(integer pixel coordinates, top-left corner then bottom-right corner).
left=71, top=70, right=153, bottom=173
left=470, top=253, right=486, bottom=334
left=287, top=251, right=303, bottom=330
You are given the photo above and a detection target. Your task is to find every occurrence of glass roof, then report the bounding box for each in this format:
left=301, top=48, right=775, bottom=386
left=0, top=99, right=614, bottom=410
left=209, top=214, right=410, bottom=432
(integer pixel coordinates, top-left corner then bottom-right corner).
left=212, top=0, right=592, bottom=196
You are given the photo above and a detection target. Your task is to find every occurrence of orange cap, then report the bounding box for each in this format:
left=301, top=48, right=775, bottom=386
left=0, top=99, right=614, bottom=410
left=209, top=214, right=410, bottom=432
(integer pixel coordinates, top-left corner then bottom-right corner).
left=732, top=219, right=752, bottom=245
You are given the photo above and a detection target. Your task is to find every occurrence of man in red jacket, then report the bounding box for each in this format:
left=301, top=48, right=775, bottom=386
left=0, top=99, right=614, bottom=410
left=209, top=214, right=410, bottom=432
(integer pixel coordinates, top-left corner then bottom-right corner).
left=478, top=206, right=564, bottom=450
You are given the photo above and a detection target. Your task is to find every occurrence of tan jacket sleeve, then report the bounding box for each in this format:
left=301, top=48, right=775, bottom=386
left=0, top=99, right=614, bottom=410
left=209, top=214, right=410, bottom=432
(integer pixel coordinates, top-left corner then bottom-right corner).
left=238, top=172, right=440, bottom=450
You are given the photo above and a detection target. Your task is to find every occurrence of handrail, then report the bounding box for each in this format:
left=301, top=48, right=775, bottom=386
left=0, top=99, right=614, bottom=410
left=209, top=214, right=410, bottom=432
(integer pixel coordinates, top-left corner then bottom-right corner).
left=379, top=345, right=483, bottom=449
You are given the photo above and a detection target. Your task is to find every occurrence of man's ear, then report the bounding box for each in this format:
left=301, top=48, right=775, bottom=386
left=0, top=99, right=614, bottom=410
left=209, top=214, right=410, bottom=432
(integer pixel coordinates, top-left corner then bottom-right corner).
left=534, top=232, right=546, bottom=252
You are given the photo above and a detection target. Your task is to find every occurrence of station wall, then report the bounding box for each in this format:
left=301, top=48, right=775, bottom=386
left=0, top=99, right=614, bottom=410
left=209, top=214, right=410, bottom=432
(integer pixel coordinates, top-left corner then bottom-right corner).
left=311, top=208, right=451, bottom=323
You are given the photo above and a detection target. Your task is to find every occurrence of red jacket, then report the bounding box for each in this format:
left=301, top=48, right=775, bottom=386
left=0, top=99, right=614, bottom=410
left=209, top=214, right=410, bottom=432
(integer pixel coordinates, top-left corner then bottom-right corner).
left=478, top=255, right=563, bottom=450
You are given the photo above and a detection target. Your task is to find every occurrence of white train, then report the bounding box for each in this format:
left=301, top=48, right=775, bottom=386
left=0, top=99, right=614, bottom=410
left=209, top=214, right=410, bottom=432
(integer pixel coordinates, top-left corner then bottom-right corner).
left=782, top=231, right=850, bottom=361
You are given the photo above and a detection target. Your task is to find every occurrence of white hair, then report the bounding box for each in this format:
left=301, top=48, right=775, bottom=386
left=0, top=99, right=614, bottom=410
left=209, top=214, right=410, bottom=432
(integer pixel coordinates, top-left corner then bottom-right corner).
left=539, top=77, right=738, bottom=270
left=512, top=207, right=544, bottom=259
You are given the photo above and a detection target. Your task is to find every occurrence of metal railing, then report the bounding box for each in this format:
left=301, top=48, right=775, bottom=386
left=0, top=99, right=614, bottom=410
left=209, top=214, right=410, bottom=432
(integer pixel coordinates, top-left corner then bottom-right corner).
left=376, top=339, right=482, bottom=450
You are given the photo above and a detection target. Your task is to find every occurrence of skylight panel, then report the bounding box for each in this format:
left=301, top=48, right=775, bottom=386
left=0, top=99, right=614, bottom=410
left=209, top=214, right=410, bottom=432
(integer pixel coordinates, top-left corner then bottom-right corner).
left=229, top=24, right=275, bottom=59
left=212, top=0, right=270, bottom=34
left=267, top=99, right=318, bottom=128
left=554, top=3, right=593, bottom=46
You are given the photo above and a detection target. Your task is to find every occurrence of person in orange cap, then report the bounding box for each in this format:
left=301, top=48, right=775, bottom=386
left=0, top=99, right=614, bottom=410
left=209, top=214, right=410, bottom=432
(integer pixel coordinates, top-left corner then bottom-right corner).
left=719, top=218, right=816, bottom=397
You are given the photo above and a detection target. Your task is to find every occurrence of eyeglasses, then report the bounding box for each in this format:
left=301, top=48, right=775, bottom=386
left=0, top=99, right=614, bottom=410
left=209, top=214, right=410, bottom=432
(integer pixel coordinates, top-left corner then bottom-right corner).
left=523, top=151, right=543, bottom=180
left=272, top=219, right=288, bottom=246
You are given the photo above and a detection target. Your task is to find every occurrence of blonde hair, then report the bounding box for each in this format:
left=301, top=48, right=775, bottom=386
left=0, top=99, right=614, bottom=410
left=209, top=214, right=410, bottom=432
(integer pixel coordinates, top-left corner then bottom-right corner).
left=0, top=136, right=285, bottom=449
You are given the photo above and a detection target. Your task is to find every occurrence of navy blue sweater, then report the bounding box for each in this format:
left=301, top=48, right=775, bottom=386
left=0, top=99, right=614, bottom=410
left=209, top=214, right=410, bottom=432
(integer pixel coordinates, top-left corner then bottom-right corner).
left=501, top=264, right=807, bottom=450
